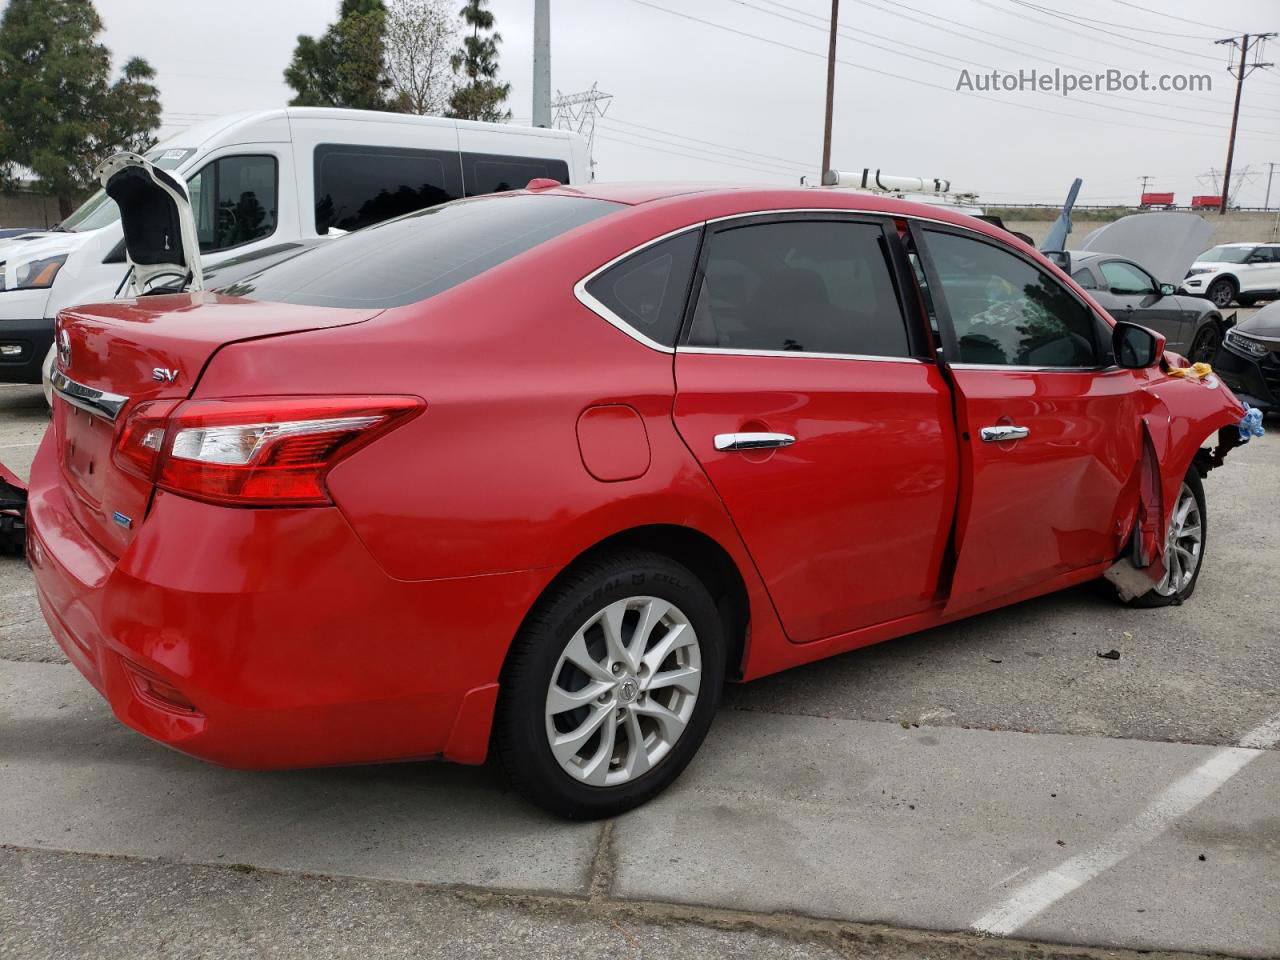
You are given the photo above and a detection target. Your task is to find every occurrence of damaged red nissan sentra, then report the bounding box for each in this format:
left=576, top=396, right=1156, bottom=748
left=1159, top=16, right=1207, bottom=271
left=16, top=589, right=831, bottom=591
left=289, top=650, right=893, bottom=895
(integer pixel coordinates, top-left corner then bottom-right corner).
left=27, top=158, right=1254, bottom=818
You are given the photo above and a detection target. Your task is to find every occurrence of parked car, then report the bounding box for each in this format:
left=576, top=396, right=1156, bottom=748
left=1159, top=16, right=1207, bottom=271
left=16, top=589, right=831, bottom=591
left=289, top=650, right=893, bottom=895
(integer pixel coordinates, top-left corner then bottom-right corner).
left=1068, top=252, right=1226, bottom=361
left=27, top=181, right=1248, bottom=819
left=1181, top=242, right=1280, bottom=308
left=1214, top=298, right=1280, bottom=412
left=0, top=107, right=588, bottom=388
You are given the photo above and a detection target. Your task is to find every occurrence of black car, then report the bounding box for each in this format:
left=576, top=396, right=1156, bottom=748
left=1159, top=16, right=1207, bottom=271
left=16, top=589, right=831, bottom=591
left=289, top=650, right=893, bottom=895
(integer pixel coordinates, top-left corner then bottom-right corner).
left=1214, top=300, right=1280, bottom=413
left=1069, top=251, right=1227, bottom=362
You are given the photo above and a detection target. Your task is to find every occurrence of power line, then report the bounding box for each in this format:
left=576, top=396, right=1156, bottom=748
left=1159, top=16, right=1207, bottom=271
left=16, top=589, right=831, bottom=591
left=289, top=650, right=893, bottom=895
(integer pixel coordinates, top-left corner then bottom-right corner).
left=1004, top=0, right=1215, bottom=41
left=604, top=116, right=813, bottom=168
left=1109, top=0, right=1241, bottom=36
left=623, top=0, right=1280, bottom=144
left=595, top=120, right=807, bottom=176
left=737, top=0, right=1280, bottom=131
left=593, top=132, right=797, bottom=180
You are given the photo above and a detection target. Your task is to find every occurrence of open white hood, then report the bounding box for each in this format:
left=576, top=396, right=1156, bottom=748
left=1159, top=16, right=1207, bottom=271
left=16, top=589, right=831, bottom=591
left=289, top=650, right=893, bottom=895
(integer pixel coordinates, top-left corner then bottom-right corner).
left=1077, top=212, right=1213, bottom=286
left=95, top=151, right=203, bottom=295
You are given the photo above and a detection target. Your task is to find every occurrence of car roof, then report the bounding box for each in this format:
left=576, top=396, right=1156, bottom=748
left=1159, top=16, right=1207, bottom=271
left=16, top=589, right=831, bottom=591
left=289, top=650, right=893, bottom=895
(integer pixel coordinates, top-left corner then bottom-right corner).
left=530, top=183, right=1023, bottom=240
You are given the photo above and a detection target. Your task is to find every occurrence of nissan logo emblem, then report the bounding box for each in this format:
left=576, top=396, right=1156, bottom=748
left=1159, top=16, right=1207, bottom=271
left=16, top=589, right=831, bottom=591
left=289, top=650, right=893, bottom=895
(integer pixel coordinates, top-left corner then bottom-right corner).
left=57, top=328, right=71, bottom=370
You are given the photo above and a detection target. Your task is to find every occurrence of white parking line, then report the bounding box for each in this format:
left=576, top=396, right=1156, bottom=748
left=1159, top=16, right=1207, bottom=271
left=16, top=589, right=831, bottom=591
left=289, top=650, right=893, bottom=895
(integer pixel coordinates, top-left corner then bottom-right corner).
left=0, top=441, right=38, bottom=449
left=972, top=713, right=1280, bottom=937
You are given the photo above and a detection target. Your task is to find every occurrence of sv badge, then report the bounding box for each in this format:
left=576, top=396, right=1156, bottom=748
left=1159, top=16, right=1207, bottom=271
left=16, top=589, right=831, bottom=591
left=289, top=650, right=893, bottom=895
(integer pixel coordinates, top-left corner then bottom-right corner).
left=152, top=367, right=179, bottom=384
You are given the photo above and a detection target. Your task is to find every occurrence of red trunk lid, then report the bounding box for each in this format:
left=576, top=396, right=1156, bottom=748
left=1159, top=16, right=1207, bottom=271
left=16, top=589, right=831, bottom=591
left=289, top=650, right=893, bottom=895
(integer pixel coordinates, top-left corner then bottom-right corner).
left=52, top=293, right=376, bottom=557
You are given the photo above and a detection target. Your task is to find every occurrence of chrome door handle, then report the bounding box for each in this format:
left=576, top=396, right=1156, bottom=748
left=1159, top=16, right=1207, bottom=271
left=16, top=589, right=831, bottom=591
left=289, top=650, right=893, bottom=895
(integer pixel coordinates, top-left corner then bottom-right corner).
left=980, top=425, right=1030, bottom=442
left=714, top=432, right=796, bottom=452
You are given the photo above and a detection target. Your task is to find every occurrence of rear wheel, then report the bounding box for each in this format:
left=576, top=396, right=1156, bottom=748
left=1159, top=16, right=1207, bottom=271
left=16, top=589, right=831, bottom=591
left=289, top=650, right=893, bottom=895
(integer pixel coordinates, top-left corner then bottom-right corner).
left=494, top=550, right=725, bottom=819
left=1206, top=278, right=1237, bottom=309
left=1129, top=470, right=1206, bottom=608
left=1237, top=295, right=1258, bottom=307
left=1189, top=323, right=1222, bottom=364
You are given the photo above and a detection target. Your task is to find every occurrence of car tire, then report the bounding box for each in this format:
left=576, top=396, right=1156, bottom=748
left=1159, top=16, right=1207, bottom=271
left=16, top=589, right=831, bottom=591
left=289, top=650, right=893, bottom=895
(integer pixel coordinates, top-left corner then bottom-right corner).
left=1128, top=469, right=1207, bottom=608
left=1189, top=323, right=1222, bottom=364
left=494, top=549, right=725, bottom=819
left=1206, top=278, right=1236, bottom=309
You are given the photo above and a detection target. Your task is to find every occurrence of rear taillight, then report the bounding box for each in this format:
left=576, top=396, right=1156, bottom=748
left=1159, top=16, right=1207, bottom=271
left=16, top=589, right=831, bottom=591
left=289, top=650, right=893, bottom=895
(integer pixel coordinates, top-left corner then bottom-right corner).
left=113, top=396, right=423, bottom=507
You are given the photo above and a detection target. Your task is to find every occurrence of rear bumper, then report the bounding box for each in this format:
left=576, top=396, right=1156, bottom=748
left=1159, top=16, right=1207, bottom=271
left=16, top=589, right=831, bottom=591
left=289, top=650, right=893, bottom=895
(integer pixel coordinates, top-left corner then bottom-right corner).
left=25, top=434, right=550, bottom=769
left=0, top=315, right=52, bottom=384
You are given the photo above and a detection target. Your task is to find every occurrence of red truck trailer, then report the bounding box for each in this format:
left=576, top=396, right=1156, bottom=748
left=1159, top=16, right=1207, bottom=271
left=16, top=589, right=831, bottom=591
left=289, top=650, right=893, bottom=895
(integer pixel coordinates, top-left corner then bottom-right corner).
left=1139, top=192, right=1175, bottom=209
left=1190, top=195, right=1223, bottom=210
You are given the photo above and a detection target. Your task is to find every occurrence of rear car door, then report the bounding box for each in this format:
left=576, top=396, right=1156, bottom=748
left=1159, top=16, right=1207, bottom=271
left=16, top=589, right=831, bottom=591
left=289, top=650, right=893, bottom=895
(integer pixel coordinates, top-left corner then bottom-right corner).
left=914, top=225, right=1145, bottom=615
left=1098, top=258, right=1190, bottom=350
left=672, top=214, right=957, bottom=644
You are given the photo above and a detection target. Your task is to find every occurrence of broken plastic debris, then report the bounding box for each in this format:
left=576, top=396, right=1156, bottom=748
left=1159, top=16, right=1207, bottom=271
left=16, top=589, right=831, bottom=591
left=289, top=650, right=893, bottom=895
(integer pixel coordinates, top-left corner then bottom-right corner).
left=1097, top=649, right=1122, bottom=660
left=1238, top=405, right=1265, bottom=441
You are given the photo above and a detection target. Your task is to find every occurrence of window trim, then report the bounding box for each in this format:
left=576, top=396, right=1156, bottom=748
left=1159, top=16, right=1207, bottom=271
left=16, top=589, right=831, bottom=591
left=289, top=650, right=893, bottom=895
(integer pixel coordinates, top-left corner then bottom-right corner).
left=911, top=220, right=1110, bottom=373
left=187, top=153, right=280, bottom=256
left=573, top=225, right=705, bottom=353
left=674, top=210, right=927, bottom=361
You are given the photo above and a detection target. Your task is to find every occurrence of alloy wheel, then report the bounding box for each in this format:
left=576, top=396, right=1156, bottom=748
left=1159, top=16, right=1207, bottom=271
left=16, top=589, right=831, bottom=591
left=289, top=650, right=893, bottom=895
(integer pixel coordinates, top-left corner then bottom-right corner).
left=1154, top=482, right=1203, bottom=596
left=1208, top=281, right=1235, bottom=309
left=544, top=596, right=702, bottom=787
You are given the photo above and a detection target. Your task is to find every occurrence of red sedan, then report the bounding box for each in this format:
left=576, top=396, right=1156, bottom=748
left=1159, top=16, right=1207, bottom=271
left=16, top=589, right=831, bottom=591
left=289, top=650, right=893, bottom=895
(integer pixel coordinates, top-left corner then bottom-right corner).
left=28, top=182, right=1247, bottom=818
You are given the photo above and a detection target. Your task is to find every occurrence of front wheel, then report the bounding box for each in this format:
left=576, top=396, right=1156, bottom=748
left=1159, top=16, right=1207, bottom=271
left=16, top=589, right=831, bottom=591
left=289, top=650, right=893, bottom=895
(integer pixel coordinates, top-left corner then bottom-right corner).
left=1206, top=278, right=1237, bottom=309
left=1129, top=470, right=1206, bottom=608
left=1189, top=323, right=1222, bottom=364
left=494, top=550, right=725, bottom=819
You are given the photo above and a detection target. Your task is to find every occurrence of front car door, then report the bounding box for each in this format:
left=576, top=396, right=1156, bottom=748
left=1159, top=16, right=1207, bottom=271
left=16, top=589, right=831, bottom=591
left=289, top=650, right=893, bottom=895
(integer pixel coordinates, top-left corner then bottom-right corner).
left=672, top=214, right=958, bottom=643
left=1098, top=258, right=1190, bottom=350
left=913, top=225, right=1146, bottom=615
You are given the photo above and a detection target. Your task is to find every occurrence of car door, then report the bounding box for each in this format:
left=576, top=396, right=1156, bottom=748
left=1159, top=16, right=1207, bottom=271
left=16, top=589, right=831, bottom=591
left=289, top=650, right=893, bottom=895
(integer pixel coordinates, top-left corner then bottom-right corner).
left=1098, top=258, right=1190, bottom=350
left=1254, top=245, right=1280, bottom=294
left=913, top=225, right=1146, bottom=615
left=672, top=214, right=958, bottom=644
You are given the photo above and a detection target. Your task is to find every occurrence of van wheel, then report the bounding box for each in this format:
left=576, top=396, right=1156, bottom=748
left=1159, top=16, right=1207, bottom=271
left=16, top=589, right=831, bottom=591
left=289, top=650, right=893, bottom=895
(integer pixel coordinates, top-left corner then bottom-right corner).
left=1206, top=278, right=1236, bottom=309
left=495, top=550, right=725, bottom=819
left=1129, top=470, right=1206, bottom=608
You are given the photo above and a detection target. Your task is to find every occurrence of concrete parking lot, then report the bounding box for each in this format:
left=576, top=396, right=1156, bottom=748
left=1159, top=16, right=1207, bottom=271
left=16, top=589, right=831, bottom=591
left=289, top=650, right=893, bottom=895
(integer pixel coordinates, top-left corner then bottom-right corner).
left=1, top=377, right=1276, bottom=960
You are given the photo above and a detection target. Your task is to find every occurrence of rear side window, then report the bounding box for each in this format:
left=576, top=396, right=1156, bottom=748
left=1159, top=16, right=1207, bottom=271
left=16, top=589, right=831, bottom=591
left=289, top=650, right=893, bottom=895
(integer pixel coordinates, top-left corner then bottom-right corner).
left=463, top=152, right=570, bottom=195
left=225, top=194, right=620, bottom=309
left=583, top=231, right=700, bottom=347
left=1071, top=268, right=1097, bottom=290
left=922, top=230, right=1098, bottom=367
left=187, top=155, right=278, bottom=252
left=687, top=219, right=911, bottom=357
left=314, top=144, right=464, bottom=234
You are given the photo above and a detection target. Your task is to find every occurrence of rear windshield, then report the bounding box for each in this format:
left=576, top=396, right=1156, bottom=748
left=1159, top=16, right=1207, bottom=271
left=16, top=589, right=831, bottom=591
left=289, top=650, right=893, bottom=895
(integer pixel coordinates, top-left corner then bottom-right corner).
left=221, top=193, right=622, bottom=308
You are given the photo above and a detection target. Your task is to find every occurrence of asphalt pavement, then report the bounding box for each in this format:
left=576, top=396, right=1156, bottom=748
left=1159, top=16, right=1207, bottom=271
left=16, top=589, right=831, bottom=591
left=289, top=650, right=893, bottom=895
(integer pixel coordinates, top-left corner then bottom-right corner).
left=0, top=375, right=1277, bottom=960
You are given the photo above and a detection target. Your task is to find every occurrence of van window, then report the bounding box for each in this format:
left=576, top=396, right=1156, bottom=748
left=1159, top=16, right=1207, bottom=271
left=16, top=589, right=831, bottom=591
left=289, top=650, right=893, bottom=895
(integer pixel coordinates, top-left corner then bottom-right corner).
left=225, top=193, right=620, bottom=309
left=314, top=144, right=464, bottom=234
left=462, top=152, right=570, bottom=195
left=187, top=155, right=278, bottom=253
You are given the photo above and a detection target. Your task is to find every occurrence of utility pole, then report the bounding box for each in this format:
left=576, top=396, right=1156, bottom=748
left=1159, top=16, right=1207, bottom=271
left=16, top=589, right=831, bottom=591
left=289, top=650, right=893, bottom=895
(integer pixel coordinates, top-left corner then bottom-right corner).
left=1138, top=175, right=1152, bottom=203
left=532, top=0, right=551, bottom=128
left=1215, top=31, right=1276, bottom=215
left=820, top=0, right=839, bottom=183
left=1265, top=162, right=1278, bottom=211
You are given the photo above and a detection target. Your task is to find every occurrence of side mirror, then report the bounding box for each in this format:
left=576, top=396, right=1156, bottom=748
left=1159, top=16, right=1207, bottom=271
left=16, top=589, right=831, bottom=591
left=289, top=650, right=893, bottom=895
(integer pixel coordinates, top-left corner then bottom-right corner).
left=1113, top=320, right=1165, bottom=369
left=1159, top=283, right=1176, bottom=296
left=1044, top=250, right=1071, bottom=273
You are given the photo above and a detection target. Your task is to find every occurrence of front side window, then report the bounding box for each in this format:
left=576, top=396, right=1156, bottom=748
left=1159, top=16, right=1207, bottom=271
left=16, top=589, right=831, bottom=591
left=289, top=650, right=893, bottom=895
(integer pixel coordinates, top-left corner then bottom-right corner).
left=1099, top=260, right=1155, bottom=295
left=187, top=155, right=278, bottom=253
left=584, top=231, right=700, bottom=347
left=224, top=193, right=620, bottom=309
left=687, top=219, right=911, bottom=357
left=462, top=152, right=570, bottom=195
left=922, top=230, right=1099, bottom=368
left=314, top=144, right=463, bottom=234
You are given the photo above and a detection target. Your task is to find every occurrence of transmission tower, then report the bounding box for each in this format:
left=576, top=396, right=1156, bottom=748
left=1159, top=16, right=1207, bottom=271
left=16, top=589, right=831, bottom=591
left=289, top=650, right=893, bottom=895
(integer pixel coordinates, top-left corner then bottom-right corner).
left=1197, top=166, right=1258, bottom=207
left=552, top=83, right=612, bottom=179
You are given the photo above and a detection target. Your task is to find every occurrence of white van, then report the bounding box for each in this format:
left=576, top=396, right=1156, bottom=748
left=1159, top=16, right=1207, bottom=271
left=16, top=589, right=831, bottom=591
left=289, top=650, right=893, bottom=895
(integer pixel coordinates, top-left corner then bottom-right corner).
left=0, top=107, right=589, bottom=386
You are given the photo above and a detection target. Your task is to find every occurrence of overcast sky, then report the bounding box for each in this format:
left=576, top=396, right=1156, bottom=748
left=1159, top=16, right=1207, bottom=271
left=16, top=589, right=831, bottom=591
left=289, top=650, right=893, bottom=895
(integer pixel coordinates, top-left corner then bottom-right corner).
left=10, top=0, right=1280, bottom=206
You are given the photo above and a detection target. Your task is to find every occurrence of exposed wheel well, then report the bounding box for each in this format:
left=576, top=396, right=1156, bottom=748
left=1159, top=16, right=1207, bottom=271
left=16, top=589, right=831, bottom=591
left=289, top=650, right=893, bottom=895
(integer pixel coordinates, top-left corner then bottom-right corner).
left=520, top=525, right=752, bottom=680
